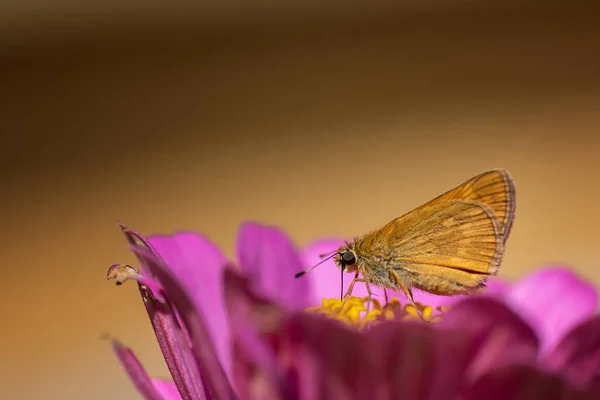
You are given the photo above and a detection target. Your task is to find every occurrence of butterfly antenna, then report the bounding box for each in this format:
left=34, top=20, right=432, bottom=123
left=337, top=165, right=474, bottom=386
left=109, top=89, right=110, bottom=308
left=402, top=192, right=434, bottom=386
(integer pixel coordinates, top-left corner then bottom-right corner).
left=294, top=252, right=337, bottom=278
left=318, top=249, right=338, bottom=258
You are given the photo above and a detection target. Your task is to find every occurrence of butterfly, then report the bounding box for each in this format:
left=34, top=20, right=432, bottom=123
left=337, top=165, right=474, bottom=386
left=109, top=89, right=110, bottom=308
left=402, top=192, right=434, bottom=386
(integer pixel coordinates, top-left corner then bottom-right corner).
left=297, top=169, right=516, bottom=311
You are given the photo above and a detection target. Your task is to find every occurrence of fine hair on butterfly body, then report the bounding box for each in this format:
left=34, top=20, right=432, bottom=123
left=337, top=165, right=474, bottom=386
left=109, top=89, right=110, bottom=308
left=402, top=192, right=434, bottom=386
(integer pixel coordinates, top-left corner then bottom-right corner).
left=297, top=169, right=516, bottom=311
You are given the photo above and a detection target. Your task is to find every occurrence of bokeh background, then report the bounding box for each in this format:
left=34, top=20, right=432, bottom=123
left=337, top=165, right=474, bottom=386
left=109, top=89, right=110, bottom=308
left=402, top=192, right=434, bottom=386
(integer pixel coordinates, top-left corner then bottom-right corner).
left=2, top=1, right=600, bottom=399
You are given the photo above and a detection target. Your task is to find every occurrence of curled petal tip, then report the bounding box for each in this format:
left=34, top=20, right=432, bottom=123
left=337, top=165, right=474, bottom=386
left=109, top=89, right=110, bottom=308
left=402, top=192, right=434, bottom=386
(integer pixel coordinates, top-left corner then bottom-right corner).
left=107, top=263, right=165, bottom=302
left=106, top=264, right=140, bottom=283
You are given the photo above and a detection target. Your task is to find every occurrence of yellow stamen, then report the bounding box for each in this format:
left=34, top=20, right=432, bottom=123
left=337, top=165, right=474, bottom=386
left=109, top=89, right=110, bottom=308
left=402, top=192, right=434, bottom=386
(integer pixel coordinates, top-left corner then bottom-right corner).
left=405, top=304, right=420, bottom=318
left=421, top=306, right=434, bottom=321
left=306, top=296, right=447, bottom=329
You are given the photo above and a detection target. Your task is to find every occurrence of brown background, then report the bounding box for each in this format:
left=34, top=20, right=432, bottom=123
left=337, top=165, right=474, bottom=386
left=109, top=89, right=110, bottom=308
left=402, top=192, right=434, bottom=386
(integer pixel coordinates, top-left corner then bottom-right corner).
left=2, top=1, right=600, bottom=399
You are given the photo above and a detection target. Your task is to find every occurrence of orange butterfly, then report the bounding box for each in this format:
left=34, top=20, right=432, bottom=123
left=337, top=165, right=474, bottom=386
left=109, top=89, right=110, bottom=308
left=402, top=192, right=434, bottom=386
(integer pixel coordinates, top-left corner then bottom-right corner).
left=297, top=169, right=516, bottom=310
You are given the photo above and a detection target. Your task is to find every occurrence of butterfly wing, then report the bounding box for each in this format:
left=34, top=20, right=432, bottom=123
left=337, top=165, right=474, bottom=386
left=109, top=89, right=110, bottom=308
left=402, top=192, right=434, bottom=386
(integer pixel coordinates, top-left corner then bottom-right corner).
left=413, top=169, right=516, bottom=242
left=357, top=199, right=504, bottom=296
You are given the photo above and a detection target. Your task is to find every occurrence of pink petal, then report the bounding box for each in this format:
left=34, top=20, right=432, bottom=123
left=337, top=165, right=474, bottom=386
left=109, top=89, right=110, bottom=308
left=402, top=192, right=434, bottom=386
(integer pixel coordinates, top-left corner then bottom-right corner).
left=463, top=364, right=596, bottom=400
left=543, top=315, right=600, bottom=392
left=283, top=312, right=364, bottom=400
left=152, top=379, right=182, bottom=400
left=112, top=341, right=164, bottom=400
left=407, top=276, right=512, bottom=310
left=148, top=232, right=232, bottom=380
left=504, top=267, right=598, bottom=353
left=236, top=222, right=310, bottom=310
left=281, top=314, right=483, bottom=400
left=483, top=276, right=511, bottom=298
left=363, top=321, right=484, bottom=400
left=142, top=297, right=208, bottom=400
left=128, top=275, right=166, bottom=303
left=223, top=265, right=363, bottom=399
left=222, top=265, right=502, bottom=400
left=408, top=289, right=464, bottom=309
left=120, top=227, right=208, bottom=399
left=137, top=246, right=237, bottom=400
left=439, top=297, right=539, bottom=382
left=222, top=267, right=283, bottom=399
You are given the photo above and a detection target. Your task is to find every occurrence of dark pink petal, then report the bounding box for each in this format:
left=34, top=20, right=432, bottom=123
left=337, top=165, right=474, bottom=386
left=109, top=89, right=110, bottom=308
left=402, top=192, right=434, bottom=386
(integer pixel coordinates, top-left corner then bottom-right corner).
left=439, top=297, right=539, bottom=382
left=463, top=364, right=596, bottom=400
left=112, top=341, right=164, bottom=400
left=142, top=292, right=209, bottom=400
left=230, top=323, right=284, bottom=400
left=543, top=315, right=600, bottom=392
left=362, top=320, right=484, bottom=400
left=222, top=267, right=284, bottom=354
left=153, top=380, right=183, bottom=400
left=503, top=267, right=598, bottom=353
left=281, top=314, right=483, bottom=400
left=136, top=246, right=237, bottom=400
left=590, top=376, right=600, bottom=396
left=224, top=265, right=362, bottom=400
left=128, top=274, right=167, bottom=303
left=120, top=226, right=209, bottom=400
left=222, top=266, right=285, bottom=399
left=223, top=266, right=483, bottom=400
left=148, top=232, right=232, bottom=379
left=236, top=222, right=310, bottom=310
left=283, top=312, right=364, bottom=400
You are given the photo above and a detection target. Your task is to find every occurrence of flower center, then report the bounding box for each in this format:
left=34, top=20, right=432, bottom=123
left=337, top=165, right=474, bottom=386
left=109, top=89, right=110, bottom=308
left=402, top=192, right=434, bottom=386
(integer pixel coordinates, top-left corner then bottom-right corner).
left=305, top=296, right=446, bottom=330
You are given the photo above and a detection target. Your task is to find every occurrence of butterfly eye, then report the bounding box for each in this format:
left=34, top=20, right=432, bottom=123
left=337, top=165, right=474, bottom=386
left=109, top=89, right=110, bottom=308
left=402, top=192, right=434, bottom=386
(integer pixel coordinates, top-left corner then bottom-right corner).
left=341, top=251, right=356, bottom=266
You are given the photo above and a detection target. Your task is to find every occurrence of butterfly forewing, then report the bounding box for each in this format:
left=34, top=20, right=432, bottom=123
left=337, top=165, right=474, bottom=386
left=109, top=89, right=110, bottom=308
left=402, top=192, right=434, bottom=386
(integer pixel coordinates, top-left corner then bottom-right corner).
left=355, top=199, right=504, bottom=296
left=390, top=200, right=502, bottom=271
left=414, top=169, right=515, bottom=242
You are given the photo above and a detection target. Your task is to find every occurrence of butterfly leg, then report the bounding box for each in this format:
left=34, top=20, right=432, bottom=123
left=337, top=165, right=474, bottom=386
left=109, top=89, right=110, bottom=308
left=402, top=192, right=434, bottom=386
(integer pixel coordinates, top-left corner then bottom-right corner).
left=363, top=280, right=375, bottom=313
left=389, top=270, right=426, bottom=321
left=340, top=279, right=375, bottom=314
left=339, top=272, right=360, bottom=313
left=383, top=290, right=389, bottom=308
left=403, top=287, right=418, bottom=309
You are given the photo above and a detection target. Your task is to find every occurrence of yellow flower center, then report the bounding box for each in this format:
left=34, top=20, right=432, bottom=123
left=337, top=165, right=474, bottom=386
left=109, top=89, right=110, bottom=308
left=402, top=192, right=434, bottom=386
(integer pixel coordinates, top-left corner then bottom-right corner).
left=305, top=296, right=447, bottom=330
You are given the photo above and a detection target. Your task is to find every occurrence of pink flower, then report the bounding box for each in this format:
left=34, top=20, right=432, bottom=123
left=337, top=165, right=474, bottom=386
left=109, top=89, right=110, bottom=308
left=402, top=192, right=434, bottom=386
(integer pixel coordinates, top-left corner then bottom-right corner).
left=224, top=267, right=599, bottom=399
left=107, top=222, right=600, bottom=399
left=107, top=222, right=357, bottom=398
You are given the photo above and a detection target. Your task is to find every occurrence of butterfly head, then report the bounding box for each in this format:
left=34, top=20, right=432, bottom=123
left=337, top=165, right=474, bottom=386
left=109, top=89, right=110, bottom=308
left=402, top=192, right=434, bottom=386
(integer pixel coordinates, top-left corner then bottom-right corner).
left=294, top=243, right=359, bottom=279
left=334, top=246, right=358, bottom=273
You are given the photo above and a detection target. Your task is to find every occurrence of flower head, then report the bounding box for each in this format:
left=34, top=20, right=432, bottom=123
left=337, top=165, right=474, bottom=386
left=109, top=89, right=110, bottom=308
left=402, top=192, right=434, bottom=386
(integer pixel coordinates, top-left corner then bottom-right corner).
left=107, top=222, right=600, bottom=399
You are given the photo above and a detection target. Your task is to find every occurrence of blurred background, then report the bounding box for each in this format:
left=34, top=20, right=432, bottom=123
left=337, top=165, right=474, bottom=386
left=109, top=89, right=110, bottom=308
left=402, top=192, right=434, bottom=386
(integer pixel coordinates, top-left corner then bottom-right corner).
left=2, top=1, right=600, bottom=398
